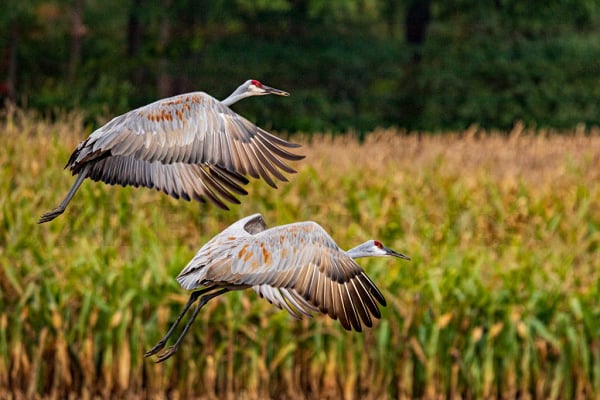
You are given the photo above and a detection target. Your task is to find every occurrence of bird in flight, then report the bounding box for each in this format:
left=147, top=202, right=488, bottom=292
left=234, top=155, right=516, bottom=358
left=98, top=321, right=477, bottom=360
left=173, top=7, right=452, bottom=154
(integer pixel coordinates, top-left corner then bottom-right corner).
left=39, top=80, right=302, bottom=223
left=145, top=213, right=410, bottom=362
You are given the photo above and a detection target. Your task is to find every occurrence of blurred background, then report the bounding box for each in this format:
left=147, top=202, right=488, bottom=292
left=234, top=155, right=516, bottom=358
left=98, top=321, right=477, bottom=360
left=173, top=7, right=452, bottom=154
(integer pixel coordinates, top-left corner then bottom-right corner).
left=2, top=1, right=600, bottom=399
left=1, top=0, right=599, bottom=133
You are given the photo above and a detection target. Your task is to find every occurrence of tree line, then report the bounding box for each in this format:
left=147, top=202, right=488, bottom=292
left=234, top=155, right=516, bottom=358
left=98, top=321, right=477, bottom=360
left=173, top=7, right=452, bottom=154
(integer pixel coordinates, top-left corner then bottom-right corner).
left=1, top=0, right=599, bottom=133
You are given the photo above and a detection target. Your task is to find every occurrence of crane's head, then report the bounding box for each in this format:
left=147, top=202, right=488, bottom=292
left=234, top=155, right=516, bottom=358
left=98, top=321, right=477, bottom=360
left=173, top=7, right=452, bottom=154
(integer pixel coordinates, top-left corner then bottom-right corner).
left=246, top=79, right=290, bottom=97
left=347, top=240, right=411, bottom=260
left=222, top=80, right=290, bottom=107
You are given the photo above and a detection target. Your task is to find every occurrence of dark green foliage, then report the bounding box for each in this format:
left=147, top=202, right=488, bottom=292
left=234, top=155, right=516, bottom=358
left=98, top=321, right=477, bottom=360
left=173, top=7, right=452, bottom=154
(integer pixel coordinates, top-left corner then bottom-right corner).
left=1, top=0, right=599, bottom=132
left=416, top=1, right=600, bottom=130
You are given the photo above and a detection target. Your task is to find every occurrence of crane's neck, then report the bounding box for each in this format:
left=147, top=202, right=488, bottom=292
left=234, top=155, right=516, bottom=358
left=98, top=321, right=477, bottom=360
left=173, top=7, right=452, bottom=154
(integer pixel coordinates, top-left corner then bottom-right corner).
left=221, top=86, right=253, bottom=107
left=346, top=244, right=372, bottom=259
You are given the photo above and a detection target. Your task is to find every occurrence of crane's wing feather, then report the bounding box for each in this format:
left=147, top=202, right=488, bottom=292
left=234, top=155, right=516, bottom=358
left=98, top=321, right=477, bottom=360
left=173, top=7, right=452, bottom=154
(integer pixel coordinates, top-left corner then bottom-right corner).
left=176, top=221, right=386, bottom=331
left=68, top=92, right=303, bottom=189
left=86, top=155, right=249, bottom=209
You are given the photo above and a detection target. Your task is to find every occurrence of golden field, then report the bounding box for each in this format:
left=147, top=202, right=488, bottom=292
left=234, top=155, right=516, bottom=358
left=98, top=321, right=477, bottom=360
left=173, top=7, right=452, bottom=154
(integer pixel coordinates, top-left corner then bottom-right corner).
left=1, top=110, right=599, bottom=399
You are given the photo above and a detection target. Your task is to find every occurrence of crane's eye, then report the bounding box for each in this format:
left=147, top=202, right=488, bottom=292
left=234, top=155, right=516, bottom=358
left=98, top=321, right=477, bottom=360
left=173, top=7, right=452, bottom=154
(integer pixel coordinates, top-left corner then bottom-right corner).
left=374, top=240, right=383, bottom=249
left=251, top=79, right=262, bottom=87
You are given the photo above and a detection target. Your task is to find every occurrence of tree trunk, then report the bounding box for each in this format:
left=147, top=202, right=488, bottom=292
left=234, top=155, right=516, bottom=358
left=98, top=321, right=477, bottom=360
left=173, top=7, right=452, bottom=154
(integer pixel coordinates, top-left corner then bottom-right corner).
left=68, top=0, right=86, bottom=83
left=405, top=0, right=431, bottom=62
left=127, top=0, right=145, bottom=89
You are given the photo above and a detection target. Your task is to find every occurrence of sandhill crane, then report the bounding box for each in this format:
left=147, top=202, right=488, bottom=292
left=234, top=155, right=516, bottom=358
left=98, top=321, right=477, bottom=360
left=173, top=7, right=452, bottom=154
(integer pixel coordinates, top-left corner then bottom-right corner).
left=145, top=213, right=410, bottom=363
left=39, top=80, right=302, bottom=223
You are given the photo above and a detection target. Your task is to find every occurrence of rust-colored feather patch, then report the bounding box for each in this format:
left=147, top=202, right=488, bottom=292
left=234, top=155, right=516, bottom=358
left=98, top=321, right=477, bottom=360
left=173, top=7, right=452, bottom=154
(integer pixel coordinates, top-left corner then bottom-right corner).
left=259, top=242, right=271, bottom=265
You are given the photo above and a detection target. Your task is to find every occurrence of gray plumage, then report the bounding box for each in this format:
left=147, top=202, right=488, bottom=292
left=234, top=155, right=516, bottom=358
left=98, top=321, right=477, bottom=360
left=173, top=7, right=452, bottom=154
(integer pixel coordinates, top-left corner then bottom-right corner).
left=145, top=213, right=410, bottom=363
left=39, top=80, right=302, bottom=223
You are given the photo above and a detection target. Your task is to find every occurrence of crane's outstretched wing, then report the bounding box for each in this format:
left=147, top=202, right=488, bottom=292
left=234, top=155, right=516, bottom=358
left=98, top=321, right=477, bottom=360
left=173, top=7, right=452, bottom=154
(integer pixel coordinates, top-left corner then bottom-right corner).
left=176, top=221, right=386, bottom=331
left=68, top=92, right=303, bottom=207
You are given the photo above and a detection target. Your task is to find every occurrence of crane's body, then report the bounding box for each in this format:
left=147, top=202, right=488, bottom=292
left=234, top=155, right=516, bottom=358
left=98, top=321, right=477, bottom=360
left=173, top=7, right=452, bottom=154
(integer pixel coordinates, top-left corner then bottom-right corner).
left=39, top=80, right=302, bottom=223
left=145, top=213, right=410, bottom=363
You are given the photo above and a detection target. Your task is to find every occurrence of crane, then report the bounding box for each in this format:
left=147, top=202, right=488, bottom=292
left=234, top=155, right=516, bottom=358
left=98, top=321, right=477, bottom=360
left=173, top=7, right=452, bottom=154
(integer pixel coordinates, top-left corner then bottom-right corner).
left=145, top=213, right=410, bottom=363
left=39, top=80, right=302, bottom=223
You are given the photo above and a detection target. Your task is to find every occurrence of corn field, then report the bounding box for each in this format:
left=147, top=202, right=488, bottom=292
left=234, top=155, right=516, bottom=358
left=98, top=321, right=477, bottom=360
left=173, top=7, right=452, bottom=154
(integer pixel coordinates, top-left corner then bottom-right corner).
left=1, top=109, right=599, bottom=399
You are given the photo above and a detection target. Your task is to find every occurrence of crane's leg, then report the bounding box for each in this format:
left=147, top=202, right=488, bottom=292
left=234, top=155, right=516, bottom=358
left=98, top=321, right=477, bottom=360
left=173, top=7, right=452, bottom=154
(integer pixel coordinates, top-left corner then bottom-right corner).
left=144, top=286, right=217, bottom=357
left=153, top=288, right=229, bottom=363
left=38, top=170, right=88, bottom=223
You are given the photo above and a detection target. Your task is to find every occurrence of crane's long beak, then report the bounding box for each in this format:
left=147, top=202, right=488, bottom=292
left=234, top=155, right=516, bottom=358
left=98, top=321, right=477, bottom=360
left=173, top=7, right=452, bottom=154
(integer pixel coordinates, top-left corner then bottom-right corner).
left=263, top=85, right=290, bottom=97
left=384, top=247, right=411, bottom=261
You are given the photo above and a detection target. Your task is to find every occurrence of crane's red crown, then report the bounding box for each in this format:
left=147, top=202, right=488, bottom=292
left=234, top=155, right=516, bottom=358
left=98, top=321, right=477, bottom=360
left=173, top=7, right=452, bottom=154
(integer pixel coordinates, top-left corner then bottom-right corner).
left=251, top=79, right=263, bottom=87
left=374, top=240, right=383, bottom=249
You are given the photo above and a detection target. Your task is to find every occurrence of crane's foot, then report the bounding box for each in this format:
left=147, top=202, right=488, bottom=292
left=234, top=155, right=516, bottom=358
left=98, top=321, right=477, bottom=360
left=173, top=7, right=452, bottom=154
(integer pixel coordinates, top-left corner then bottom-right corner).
left=38, top=207, right=65, bottom=224
left=155, top=345, right=179, bottom=363
left=144, top=340, right=167, bottom=358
